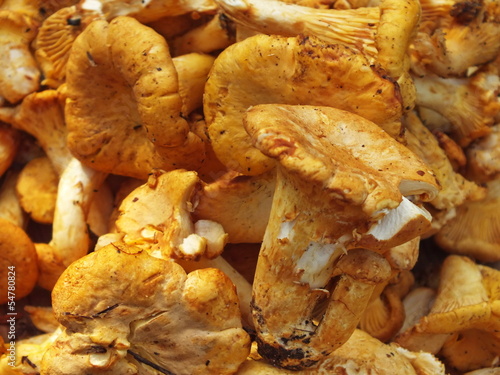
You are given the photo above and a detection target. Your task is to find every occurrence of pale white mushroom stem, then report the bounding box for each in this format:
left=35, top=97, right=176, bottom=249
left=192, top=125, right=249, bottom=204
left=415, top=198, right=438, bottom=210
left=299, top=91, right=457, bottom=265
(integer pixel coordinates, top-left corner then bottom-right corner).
left=50, top=157, right=107, bottom=267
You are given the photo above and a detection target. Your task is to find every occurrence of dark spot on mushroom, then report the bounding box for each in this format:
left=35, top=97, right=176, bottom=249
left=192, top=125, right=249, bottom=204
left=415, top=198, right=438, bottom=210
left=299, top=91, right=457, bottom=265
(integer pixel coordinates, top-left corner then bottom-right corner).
left=127, top=350, right=176, bottom=375
left=205, top=360, right=210, bottom=366
left=417, top=170, right=425, bottom=176
left=67, top=17, right=82, bottom=26
left=132, top=197, right=139, bottom=202
left=256, top=336, right=319, bottom=370
left=21, top=356, right=37, bottom=369
left=86, top=51, right=97, bottom=67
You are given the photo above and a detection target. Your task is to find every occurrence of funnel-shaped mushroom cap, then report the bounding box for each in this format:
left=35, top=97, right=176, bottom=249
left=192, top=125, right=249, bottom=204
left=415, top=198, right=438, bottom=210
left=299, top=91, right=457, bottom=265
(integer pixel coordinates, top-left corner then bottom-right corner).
left=245, top=104, right=439, bottom=234
left=399, top=256, right=500, bottom=347
left=0, top=218, right=39, bottom=303
left=204, top=34, right=405, bottom=175
left=33, top=5, right=87, bottom=88
left=0, top=89, right=71, bottom=175
left=42, top=242, right=250, bottom=375
left=65, top=16, right=205, bottom=179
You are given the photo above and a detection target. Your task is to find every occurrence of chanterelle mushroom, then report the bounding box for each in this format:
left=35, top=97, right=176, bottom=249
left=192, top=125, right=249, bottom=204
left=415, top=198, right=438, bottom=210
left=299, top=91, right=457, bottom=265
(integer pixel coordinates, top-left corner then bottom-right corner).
left=244, top=104, right=439, bottom=369
left=204, top=33, right=405, bottom=176
left=40, top=242, right=251, bottom=375
left=65, top=16, right=206, bottom=179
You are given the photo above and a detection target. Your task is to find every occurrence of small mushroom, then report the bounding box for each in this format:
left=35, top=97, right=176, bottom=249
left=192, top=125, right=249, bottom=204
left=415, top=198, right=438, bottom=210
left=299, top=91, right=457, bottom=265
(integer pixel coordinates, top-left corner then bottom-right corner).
left=0, top=89, right=71, bottom=175
left=204, top=34, right=406, bottom=175
left=0, top=10, right=40, bottom=105
left=40, top=242, right=251, bottom=375
left=244, top=104, right=439, bottom=369
left=0, top=218, right=39, bottom=303
left=65, top=16, right=207, bottom=179
left=16, top=156, right=58, bottom=224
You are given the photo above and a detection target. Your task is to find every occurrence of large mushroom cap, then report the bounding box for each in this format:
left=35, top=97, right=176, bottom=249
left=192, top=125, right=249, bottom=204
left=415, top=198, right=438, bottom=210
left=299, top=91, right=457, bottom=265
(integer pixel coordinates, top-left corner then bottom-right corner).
left=204, top=34, right=405, bottom=176
left=245, top=104, right=439, bottom=213
left=42, top=242, right=251, bottom=375
left=65, top=16, right=205, bottom=179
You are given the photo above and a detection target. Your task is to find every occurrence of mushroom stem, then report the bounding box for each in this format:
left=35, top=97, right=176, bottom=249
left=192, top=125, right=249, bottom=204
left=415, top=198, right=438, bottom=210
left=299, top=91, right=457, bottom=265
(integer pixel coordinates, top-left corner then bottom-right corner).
left=252, top=169, right=392, bottom=369
left=49, top=157, right=107, bottom=267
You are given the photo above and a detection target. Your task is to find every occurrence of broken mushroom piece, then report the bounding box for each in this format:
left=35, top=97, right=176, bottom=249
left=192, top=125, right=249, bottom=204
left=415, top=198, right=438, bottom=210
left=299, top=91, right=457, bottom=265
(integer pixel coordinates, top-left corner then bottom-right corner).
left=41, top=242, right=251, bottom=375
left=204, top=34, right=405, bottom=176
left=0, top=218, right=39, bottom=304
left=244, top=104, right=439, bottom=369
left=65, top=16, right=206, bottom=179
left=113, top=169, right=227, bottom=260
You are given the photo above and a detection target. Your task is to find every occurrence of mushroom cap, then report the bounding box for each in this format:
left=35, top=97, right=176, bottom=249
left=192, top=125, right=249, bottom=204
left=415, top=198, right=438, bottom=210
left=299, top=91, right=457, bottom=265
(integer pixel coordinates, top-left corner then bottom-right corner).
left=65, top=16, right=205, bottom=179
left=434, top=179, right=500, bottom=263
left=32, top=5, right=87, bottom=88
left=204, top=34, right=405, bottom=175
left=43, top=242, right=250, bottom=375
left=0, top=89, right=71, bottom=175
left=16, top=156, right=58, bottom=224
left=0, top=218, right=39, bottom=303
left=245, top=104, right=439, bottom=248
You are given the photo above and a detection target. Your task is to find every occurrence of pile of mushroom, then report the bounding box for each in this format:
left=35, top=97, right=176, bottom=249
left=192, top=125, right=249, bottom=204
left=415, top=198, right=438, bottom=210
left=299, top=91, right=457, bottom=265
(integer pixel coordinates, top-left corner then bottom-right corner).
left=0, top=0, right=499, bottom=374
